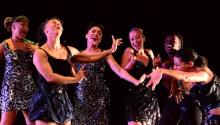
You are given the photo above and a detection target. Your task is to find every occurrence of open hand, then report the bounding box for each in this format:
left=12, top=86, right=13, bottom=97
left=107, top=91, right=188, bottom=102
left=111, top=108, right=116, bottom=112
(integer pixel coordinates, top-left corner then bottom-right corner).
left=110, top=35, right=123, bottom=53
left=146, top=70, right=163, bottom=90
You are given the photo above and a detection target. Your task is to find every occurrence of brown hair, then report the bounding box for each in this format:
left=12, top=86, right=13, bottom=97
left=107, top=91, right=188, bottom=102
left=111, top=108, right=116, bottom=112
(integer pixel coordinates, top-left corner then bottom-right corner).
left=3, top=15, right=29, bottom=32
left=129, top=27, right=146, bottom=39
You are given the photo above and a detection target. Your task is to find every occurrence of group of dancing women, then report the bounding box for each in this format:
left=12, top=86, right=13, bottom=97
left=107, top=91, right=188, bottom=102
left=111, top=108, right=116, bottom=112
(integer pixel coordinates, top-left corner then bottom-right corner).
left=0, top=15, right=219, bottom=125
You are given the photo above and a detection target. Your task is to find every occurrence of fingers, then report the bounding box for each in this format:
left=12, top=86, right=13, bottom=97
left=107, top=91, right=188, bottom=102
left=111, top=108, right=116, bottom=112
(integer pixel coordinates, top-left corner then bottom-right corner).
left=112, top=35, right=123, bottom=45
left=146, top=79, right=153, bottom=88
left=111, top=35, right=115, bottom=41
left=145, top=74, right=151, bottom=78
left=78, top=68, right=87, bottom=83
left=138, top=49, right=144, bottom=55
left=80, top=64, right=86, bottom=70
left=78, top=64, right=87, bottom=78
left=152, top=82, right=158, bottom=91
left=168, top=93, right=173, bottom=98
left=35, top=43, right=39, bottom=47
left=175, top=92, right=184, bottom=104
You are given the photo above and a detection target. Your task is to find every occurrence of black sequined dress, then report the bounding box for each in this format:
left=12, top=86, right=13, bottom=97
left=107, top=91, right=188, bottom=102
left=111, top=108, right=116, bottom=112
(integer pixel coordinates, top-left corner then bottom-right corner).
left=71, top=58, right=109, bottom=125
left=0, top=41, right=36, bottom=112
left=190, top=75, right=220, bottom=125
left=126, top=50, right=160, bottom=125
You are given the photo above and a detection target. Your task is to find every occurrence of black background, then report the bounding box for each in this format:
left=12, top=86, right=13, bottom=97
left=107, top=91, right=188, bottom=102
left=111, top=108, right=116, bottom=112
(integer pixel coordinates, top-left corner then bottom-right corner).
left=0, top=0, right=218, bottom=124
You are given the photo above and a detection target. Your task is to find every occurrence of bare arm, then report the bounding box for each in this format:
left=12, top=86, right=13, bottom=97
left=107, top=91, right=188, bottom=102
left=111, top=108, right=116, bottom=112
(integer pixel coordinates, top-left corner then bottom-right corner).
left=71, top=49, right=113, bottom=63
left=146, top=67, right=213, bottom=90
left=33, top=49, right=84, bottom=84
left=70, top=35, right=122, bottom=63
left=145, top=49, right=155, bottom=59
left=158, top=68, right=212, bottom=83
left=107, top=54, right=139, bottom=85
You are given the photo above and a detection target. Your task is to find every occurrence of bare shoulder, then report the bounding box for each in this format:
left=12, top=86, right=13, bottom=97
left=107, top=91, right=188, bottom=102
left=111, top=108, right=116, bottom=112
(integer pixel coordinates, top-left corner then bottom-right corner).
left=145, top=48, right=153, bottom=54
left=34, top=48, right=47, bottom=57
left=0, top=43, right=3, bottom=49
left=145, top=48, right=154, bottom=58
left=67, top=46, right=79, bottom=56
left=124, top=47, right=133, bottom=53
left=0, top=39, right=9, bottom=54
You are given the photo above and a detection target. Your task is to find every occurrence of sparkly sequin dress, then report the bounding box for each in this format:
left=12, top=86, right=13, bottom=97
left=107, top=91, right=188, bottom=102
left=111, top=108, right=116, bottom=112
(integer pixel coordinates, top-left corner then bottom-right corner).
left=0, top=41, right=36, bottom=111
left=71, top=58, right=109, bottom=125
left=125, top=50, right=160, bottom=125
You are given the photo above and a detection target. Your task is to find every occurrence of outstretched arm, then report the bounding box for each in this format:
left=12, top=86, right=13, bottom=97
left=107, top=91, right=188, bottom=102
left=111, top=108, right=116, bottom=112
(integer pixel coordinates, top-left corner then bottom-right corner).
left=70, top=35, right=122, bottom=63
left=107, top=55, right=139, bottom=86
left=146, top=67, right=213, bottom=90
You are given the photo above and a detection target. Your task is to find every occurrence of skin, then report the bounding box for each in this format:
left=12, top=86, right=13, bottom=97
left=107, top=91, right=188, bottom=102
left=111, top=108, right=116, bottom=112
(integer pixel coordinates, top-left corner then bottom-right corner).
left=33, top=19, right=123, bottom=125
left=0, top=20, right=38, bottom=125
left=121, top=29, right=155, bottom=125
left=82, top=26, right=139, bottom=85
left=145, top=56, right=220, bottom=116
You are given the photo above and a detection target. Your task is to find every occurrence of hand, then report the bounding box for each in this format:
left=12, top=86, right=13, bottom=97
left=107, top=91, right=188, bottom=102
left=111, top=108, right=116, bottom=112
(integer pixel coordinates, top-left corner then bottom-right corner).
left=209, top=107, right=220, bottom=115
left=76, top=65, right=86, bottom=83
left=25, top=43, right=39, bottom=52
left=128, top=49, right=137, bottom=62
left=175, top=90, right=184, bottom=104
left=146, top=70, right=163, bottom=90
left=153, top=54, right=161, bottom=67
left=110, top=35, right=122, bottom=53
left=169, top=87, right=184, bottom=103
left=136, top=74, right=147, bottom=85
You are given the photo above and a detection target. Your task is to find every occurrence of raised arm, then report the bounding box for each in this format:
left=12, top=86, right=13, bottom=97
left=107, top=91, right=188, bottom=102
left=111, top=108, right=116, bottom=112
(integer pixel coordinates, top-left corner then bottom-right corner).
left=33, top=49, right=84, bottom=84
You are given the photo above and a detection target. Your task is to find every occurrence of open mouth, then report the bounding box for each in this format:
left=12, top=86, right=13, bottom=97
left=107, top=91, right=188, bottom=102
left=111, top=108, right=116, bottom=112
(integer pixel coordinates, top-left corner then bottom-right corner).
left=166, top=44, right=173, bottom=49
left=21, top=30, right=27, bottom=35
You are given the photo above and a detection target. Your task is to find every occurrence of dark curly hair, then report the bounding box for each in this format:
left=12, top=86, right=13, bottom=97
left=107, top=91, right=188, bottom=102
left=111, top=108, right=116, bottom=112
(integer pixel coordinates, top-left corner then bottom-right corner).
left=3, top=15, right=29, bottom=32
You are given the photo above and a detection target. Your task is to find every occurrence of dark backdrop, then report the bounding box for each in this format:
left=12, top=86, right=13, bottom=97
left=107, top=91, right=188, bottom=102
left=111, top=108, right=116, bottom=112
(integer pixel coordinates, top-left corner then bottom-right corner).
left=0, top=0, right=218, bottom=124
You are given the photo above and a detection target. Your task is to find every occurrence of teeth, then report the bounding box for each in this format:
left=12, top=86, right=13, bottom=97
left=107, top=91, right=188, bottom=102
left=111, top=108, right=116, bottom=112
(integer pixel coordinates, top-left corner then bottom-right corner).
left=167, top=45, right=172, bottom=48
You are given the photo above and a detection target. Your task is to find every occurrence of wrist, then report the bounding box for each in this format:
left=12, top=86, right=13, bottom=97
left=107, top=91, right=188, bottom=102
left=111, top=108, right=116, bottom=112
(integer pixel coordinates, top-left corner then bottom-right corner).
left=105, top=49, right=112, bottom=55
left=134, top=80, right=139, bottom=86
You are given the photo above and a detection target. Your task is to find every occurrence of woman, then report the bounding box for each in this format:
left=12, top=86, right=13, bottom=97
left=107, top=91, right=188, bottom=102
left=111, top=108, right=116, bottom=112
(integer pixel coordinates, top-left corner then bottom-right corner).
left=0, top=15, right=38, bottom=125
left=146, top=48, right=220, bottom=125
left=156, top=33, right=184, bottom=114
left=121, top=27, right=160, bottom=125
left=70, top=24, right=141, bottom=125
left=29, top=18, right=122, bottom=125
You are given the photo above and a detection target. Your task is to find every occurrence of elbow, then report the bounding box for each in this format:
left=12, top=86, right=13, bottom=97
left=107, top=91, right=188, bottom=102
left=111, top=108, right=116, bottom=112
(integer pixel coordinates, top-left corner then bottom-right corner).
left=44, top=75, right=57, bottom=83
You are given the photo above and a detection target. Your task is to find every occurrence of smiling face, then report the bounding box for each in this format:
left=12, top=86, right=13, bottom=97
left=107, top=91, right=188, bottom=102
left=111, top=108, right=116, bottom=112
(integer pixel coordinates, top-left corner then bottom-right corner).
left=11, top=21, right=29, bottom=39
left=85, top=26, right=102, bottom=47
left=164, top=35, right=182, bottom=56
left=173, top=56, right=190, bottom=71
left=129, top=29, right=145, bottom=51
left=44, top=19, right=63, bottom=38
